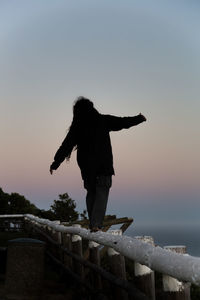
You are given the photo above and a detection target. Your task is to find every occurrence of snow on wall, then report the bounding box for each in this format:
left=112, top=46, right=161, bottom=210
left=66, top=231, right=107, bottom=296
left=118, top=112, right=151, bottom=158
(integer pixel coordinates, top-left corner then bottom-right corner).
left=1, top=214, right=200, bottom=286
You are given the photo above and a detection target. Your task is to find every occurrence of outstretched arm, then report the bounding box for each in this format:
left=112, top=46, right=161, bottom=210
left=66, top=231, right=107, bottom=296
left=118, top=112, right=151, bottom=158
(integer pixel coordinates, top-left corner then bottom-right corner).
left=50, top=130, right=76, bottom=174
left=105, top=113, right=146, bottom=131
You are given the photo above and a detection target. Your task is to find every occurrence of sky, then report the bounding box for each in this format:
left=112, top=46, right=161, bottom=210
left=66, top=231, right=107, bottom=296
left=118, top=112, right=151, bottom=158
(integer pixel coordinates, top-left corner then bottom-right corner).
left=1, top=0, right=200, bottom=227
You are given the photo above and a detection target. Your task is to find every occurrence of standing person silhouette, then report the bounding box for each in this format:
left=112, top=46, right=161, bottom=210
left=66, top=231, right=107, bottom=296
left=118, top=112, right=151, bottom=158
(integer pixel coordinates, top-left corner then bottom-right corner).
left=50, top=97, right=146, bottom=232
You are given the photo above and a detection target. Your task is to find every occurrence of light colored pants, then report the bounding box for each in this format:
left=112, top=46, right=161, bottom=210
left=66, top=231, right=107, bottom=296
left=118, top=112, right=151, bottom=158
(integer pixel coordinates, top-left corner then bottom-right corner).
left=84, top=176, right=112, bottom=229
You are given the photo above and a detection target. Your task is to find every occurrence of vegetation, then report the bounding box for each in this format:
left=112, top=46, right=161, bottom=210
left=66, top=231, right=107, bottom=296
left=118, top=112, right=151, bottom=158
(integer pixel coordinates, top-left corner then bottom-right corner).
left=0, top=188, right=39, bottom=215
left=50, top=193, right=79, bottom=222
left=0, top=187, right=82, bottom=223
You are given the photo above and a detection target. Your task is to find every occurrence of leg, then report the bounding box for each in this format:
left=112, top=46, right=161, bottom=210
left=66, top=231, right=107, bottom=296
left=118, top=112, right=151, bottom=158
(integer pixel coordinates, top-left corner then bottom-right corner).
left=86, top=189, right=95, bottom=226
left=90, top=176, right=112, bottom=229
left=84, top=178, right=96, bottom=229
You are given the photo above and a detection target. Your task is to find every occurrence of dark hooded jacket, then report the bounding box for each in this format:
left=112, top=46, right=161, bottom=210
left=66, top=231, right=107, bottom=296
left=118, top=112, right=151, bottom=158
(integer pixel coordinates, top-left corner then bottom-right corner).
left=50, top=114, right=145, bottom=180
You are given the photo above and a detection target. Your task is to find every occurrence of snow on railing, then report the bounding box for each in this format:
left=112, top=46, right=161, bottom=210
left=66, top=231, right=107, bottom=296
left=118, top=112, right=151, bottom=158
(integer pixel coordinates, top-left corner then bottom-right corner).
left=0, top=215, right=24, bottom=218
left=1, top=214, right=200, bottom=286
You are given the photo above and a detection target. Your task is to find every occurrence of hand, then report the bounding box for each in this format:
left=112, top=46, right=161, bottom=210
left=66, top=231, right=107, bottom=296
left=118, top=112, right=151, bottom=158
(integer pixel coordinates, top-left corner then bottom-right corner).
left=139, top=113, right=146, bottom=122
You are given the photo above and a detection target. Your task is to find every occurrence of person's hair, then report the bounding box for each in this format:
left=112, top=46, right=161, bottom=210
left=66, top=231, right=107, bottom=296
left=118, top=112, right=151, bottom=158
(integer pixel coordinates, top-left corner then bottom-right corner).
left=71, top=96, right=99, bottom=126
left=73, top=96, right=95, bottom=118
left=65, top=96, right=100, bottom=160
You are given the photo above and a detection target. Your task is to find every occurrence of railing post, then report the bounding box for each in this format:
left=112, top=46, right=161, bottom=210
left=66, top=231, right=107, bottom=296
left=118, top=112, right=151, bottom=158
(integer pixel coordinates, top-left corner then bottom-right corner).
left=45, top=224, right=54, bottom=254
left=134, top=236, right=156, bottom=300
left=52, top=220, right=62, bottom=243
left=72, top=224, right=84, bottom=279
left=162, top=246, right=191, bottom=300
left=51, top=221, right=62, bottom=259
left=89, top=240, right=102, bottom=289
left=24, top=217, right=32, bottom=237
left=35, top=221, right=47, bottom=243
left=28, top=219, right=37, bottom=239
left=62, top=233, right=73, bottom=269
left=23, top=216, right=28, bottom=233
left=107, top=229, right=128, bottom=300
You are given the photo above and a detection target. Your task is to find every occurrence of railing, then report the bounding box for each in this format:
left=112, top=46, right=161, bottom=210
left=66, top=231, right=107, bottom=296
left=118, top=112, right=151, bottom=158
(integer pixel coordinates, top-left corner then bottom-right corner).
left=0, top=214, right=24, bottom=232
left=1, top=214, right=200, bottom=300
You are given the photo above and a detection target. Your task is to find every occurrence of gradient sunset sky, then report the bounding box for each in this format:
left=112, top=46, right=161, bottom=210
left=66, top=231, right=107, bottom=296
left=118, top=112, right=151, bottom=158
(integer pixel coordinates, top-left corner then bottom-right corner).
left=1, top=0, right=200, bottom=226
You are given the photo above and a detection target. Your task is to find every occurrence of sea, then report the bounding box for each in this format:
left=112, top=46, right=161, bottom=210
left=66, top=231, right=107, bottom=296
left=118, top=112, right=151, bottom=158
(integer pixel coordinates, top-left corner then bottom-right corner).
left=125, top=224, right=200, bottom=257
